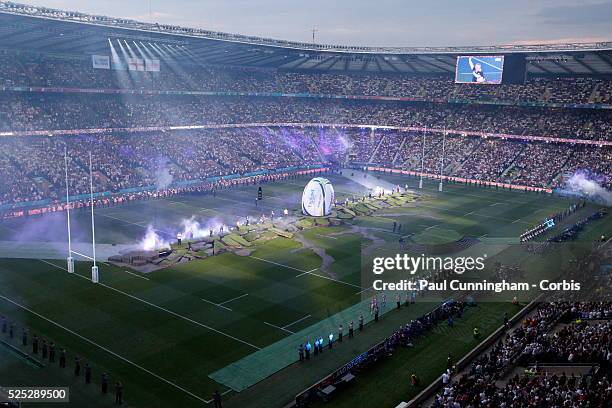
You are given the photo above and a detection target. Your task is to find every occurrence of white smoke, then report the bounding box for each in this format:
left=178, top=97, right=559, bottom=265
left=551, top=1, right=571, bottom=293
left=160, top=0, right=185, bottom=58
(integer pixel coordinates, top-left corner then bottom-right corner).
left=140, top=225, right=170, bottom=251
left=565, top=172, right=612, bottom=205
left=343, top=170, right=398, bottom=194
left=138, top=217, right=231, bottom=251
left=179, top=216, right=228, bottom=240
left=180, top=216, right=208, bottom=239
left=154, top=166, right=173, bottom=190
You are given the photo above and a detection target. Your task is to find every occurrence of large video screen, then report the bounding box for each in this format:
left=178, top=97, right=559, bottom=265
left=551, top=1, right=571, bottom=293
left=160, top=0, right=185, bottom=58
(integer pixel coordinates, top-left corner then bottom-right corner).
left=455, top=55, right=504, bottom=84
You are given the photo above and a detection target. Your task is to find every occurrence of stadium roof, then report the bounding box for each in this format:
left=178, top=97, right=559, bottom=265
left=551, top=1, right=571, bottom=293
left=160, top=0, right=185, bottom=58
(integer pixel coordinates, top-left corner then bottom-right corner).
left=1, top=1, right=612, bottom=75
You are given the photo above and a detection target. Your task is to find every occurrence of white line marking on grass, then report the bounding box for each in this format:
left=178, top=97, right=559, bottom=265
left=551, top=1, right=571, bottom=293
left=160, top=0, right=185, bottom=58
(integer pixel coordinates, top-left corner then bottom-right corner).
left=299, top=271, right=363, bottom=290
left=294, top=268, right=319, bottom=278
left=419, top=203, right=531, bottom=224
left=316, top=234, right=338, bottom=240
left=218, top=293, right=249, bottom=306
left=98, top=214, right=172, bottom=235
left=418, top=184, right=532, bottom=203
left=425, top=224, right=438, bottom=230
left=283, top=315, right=311, bottom=329
left=479, top=234, right=488, bottom=238
left=122, top=269, right=150, bottom=281
left=470, top=212, right=530, bottom=224
left=248, top=195, right=283, bottom=201
left=214, top=195, right=277, bottom=210
left=0, top=293, right=212, bottom=405
left=250, top=256, right=308, bottom=274
left=201, top=298, right=233, bottom=312
left=263, top=321, right=295, bottom=334
left=37, top=259, right=260, bottom=350
left=39, top=259, right=70, bottom=271
left=211, top=196, right=245, bottom=204
left=249, top=256, right=363, bottom=290
left=464, top=211, right=475, bottom=215
left=512, top=218, right=522, bottom=224
left=355, top=287, right=373, bottom=295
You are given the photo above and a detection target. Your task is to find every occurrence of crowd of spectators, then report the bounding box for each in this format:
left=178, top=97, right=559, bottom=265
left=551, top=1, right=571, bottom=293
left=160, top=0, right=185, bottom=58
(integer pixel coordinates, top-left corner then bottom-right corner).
left=0, top=122, right=609, bottom=206
left=0, top=50, right=610, bottom=207
left=2, top=51, right=612, bottom=105
left=447, top=370, right=611, bottom=407
left=432, top=301, right=611, bottom=407
left=0, top=91, right=610, bottom=146
left=1, top=93, right=611, bottom=141
left=355, top=130, right=609, bottom=189
left=0, top=128, right=324, bottom=205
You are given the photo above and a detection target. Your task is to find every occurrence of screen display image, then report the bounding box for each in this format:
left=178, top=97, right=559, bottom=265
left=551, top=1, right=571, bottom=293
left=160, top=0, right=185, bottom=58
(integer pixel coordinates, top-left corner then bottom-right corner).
left=455, top=55, right=504, bottom=84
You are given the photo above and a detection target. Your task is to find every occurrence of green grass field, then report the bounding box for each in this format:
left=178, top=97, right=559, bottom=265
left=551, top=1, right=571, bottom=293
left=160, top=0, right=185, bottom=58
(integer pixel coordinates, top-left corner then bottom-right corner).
left=0, top=172, right=608, bottom=408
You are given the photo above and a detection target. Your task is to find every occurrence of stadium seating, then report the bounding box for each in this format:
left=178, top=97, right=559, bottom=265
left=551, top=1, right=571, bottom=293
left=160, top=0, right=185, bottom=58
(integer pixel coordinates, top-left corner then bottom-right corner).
left=2, top=51, right=612, bottom=105
left=431, top=302, right=611, bottom=407
left=0, top=51, right=610, bottom=207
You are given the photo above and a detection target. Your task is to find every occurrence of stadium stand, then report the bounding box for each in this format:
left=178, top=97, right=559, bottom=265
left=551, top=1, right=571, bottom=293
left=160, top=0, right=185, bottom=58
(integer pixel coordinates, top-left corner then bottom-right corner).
left=0, top=4, right=610, bottom=408
left=0, top=4, right=609, bottom=211
left=431, top=301, right=611, bottom=407
left=2, top=51, right=612, bottom=105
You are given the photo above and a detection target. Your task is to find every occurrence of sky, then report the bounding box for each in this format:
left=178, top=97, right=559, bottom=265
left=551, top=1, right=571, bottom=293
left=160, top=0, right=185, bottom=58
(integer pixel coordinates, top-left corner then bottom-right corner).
left=20, top=0, right=612, bottom=47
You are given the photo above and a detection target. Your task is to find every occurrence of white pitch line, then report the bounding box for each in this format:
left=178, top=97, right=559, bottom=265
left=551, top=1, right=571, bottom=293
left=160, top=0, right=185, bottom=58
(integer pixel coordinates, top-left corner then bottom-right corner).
left=249, top=255, right=309, bottom=273
left=283, top=314, right=312, bottom=329
left=37, top=259, right=260, bottom=350
left=218, top=293, right=249, bottom=306
left=294, top=268, right=319, bottom=278
left=97, top=213, right=172, bottom=236
left=123, top=269, right=150, bottom=281
left=512, top=218, right=522, bottom=223
left=39, top=259, right=71, bottom=272
left=425, top=224, right=438, bottom=230
left=356, top=287, right=373, bottom=295
left=316, top=234, right=338, bottom=240
left=299, top=270, right=363, bottom=290
left=479, top=234, right=488, bottom=238
left=249, top=253, right=362, bottom=289
left=419, top=203, right=528, bottom=224
left=263, top=321, right=295, bottom=334
left=0, top=293, right=212, bottom=405
left=229, top=189, right=286, bottom=202
left=201, top=298, right=233, bottom=312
